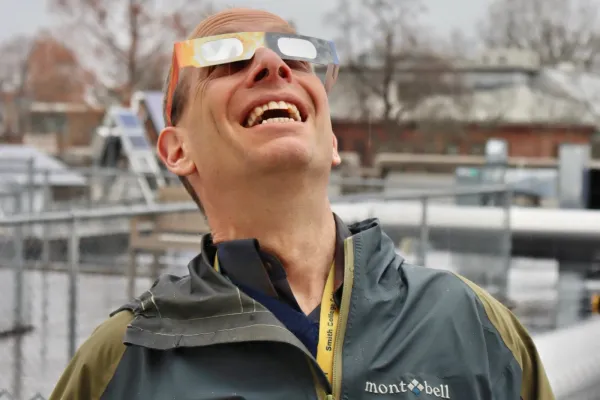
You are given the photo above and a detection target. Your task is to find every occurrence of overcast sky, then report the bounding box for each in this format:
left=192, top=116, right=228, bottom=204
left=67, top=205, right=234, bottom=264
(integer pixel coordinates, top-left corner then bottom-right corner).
left=0, top=0, right=492, bottom=41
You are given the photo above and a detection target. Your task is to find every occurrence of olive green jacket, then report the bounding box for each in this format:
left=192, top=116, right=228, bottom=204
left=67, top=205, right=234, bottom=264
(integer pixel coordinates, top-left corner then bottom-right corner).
left=49, top=218, right=554, bottom=399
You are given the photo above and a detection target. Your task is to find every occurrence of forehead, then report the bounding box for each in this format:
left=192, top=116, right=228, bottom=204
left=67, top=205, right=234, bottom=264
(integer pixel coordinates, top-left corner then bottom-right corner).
left=191, top=9, right=295, bottom=39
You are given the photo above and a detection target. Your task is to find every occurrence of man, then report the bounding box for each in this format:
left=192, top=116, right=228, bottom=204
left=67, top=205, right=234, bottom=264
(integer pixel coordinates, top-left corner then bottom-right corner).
left=50, top=8, right=554, bottom=400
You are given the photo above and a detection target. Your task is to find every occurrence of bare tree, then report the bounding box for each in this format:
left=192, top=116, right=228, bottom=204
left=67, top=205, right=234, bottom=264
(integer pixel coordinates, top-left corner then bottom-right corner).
left=27, top=33, right=99, bottom=104
left=325, top=0, right=471, bottom=153
left=48, top=0, right=213, bottom=103
left=479, top=0, right=600, bottom=158
left=0, top=35, right=34, bottom=138
left=479, top=0, right=600, bottom=70
left=326, top=0, right=427, bottom=122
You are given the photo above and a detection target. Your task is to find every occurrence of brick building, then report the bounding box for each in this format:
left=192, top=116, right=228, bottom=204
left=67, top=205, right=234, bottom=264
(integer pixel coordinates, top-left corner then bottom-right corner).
left=333, top=120, right=597, bottom=167
left=0, top=34, right=103, bottom=164
left=326, top=48, right=600, bottom=167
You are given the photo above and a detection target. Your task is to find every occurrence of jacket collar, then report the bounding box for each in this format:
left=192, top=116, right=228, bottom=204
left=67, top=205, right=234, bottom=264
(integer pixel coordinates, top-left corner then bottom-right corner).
left=205, top=213, right=351, bottom=311
left=112, top=216, right=383, bottom=352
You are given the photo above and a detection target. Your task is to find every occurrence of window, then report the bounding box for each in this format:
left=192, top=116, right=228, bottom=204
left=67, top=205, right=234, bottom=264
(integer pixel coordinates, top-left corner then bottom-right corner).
left=591, top=133, right=600, bottom=159
left=423, top=142, right=437, bottom=153
left=470, top=143, right=484, bottom=155
left=353, top=139, right=366, bottom=163
left=446, top=143, right=459, bottom=154
left=30, top=112, right=67, bottom=134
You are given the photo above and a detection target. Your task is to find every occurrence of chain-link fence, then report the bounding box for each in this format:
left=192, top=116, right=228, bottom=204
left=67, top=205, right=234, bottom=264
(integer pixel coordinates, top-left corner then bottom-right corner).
left=0, top=196, right=198, bottom=399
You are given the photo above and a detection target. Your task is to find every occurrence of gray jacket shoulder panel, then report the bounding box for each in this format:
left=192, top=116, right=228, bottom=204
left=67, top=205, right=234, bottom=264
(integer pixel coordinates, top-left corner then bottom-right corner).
left=401, top=263, right=521, bottom=378
left=340, top=233, right=524, bottom=399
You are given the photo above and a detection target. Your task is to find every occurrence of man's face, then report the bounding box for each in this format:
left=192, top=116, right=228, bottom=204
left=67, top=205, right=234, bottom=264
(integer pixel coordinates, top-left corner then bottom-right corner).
left=158, top=10, right=341, bottom=189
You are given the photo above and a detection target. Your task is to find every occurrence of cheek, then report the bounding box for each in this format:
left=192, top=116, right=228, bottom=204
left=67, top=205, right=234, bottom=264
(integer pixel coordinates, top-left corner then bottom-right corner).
left=304, top=75, right=330, bottom=115
left=185, top=83, right=228, bottom=148
left=205, top=78, right=239, bottom=124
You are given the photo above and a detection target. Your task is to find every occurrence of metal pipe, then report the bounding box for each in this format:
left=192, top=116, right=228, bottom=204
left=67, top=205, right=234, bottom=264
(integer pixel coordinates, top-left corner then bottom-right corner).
left=42, top=170, right=51, bottom=213
left=330, top=184, right=509, bottom=203
left=417, top=196, right=429, bottom=266
left=500, top=189, right=513, bottom=299
left=0, top=201, right=198, bottom=226
left=0, top=185, right=511, bottom=227
left=27, top=158, right=35, bottom=215
left=67, top=217, right=79, bottom=360
left=535, top=316, right=600, bottom=399
left=12, top=198, right=24, bottom=331
left=0, top=164, right=172, bottom=181
left=331, top=200, right=600, bottom=240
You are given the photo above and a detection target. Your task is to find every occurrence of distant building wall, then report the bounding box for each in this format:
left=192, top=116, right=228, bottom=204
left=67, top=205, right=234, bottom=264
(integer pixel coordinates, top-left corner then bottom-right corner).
left=63, top=110, right=105, bottom=147
left=22, top=107, right=104, bottom=158
left=333, top=119, right=596, bottom=166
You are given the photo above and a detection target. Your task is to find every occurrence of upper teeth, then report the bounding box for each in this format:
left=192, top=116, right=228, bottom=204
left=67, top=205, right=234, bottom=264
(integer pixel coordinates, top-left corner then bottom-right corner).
left=246, top=101, right=302, bottom=127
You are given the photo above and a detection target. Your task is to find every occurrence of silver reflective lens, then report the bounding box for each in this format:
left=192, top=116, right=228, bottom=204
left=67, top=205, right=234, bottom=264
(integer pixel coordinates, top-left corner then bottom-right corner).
left=200, top=38, right=244, bottom=62
left=277, top=37, right=317, bottom=59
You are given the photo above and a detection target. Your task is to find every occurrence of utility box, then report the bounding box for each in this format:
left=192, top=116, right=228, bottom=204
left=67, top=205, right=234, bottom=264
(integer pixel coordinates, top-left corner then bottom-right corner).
left=558, top=144, right=590, bottom=209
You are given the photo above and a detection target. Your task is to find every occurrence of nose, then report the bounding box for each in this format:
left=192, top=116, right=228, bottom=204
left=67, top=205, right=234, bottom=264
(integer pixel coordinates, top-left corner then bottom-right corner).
left=245, top=48, right=293, bottom=87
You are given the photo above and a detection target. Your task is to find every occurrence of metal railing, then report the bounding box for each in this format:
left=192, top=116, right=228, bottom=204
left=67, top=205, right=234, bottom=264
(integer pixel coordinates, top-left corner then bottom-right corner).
left=0, top=200, right=201, bottom=399
left=0, top=201, right=198, bottom=352
left=0, top=160, right=182, bottom=212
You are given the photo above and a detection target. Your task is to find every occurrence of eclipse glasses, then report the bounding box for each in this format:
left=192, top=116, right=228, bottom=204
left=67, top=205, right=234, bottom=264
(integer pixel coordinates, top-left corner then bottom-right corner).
left=165, top=32, right=340, bottom=126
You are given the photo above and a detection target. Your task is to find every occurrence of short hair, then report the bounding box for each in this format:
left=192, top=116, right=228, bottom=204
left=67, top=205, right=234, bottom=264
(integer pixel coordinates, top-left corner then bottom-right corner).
left=160, top=18, right=216, bottom=213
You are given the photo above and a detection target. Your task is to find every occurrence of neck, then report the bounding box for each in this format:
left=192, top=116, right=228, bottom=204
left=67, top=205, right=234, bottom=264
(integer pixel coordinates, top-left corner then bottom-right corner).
left=204, top=174, right=336, bottom=313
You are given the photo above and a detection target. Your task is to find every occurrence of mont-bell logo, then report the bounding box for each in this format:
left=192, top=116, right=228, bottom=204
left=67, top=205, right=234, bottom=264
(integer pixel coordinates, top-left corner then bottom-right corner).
left=365, top=378, right=451, bottom=398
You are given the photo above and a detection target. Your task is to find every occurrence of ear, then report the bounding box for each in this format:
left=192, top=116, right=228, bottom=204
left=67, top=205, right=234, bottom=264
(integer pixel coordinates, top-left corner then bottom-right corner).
left=331, top=132, right=341, bottom=167
left=156, top=126, right=196, bottom=176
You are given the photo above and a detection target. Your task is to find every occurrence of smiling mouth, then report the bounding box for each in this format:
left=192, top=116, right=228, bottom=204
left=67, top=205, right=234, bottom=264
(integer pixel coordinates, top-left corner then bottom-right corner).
left=244, top=101, right=305, bottom=128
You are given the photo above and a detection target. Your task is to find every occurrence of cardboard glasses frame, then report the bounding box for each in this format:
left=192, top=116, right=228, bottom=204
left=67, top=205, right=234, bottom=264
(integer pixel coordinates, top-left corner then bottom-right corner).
left=164, top=31, right=340, bottom=126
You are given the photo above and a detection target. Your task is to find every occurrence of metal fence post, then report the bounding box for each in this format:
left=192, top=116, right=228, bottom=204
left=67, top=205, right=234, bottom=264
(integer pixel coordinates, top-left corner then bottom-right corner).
left=87, top=167, right=95, bottom=208
left=417, top=195, right=429, bottom=266
left=42, top=169, right=51, bottom=213
left=41, top=170, right=51, bottom=270
left=500, top=188, right=512, bottom=299
left=68, top=216, right=80, bottom=360
left=12, top=192, right=25, bottom=331
left=41, top=171, right=51, bottom=372
left=27, top=157, right=35, bottom=215
left=11, top=334, right=24, bottom=400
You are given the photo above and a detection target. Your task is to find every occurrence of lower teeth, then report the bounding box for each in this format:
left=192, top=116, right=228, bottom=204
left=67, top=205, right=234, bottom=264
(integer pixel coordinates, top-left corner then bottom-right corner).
left=261, top=117, right=295, bottom=124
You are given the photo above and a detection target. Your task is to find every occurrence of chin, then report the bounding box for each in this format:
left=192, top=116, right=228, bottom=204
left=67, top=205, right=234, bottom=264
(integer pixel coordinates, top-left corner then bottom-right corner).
left=248, top=139, right=315, bottom=173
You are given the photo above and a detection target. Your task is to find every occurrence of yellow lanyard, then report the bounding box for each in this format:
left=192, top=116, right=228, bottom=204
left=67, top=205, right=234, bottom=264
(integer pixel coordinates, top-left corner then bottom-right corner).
left=214, top=255, right=339, bottom=383
left=316, top=262, right=339, bottom=384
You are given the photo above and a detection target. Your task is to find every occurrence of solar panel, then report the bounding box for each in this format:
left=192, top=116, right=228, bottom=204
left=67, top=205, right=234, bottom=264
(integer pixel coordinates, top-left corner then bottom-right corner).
left=117, top=111, right=142, bottom=129
left=143, top=91, right=165, bottom=131
left=127, top=135, right=151, bottom=150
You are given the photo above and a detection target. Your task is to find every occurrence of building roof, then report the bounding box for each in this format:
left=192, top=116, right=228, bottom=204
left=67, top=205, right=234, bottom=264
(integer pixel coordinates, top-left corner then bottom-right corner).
left=536, top=67, right=600, bottom=118
left=327, top=64, right=600, bottom=127
left=0, top=145, right=86, bottom=187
